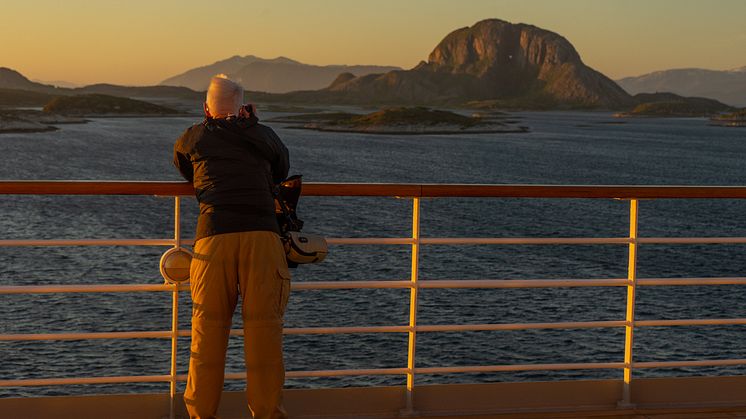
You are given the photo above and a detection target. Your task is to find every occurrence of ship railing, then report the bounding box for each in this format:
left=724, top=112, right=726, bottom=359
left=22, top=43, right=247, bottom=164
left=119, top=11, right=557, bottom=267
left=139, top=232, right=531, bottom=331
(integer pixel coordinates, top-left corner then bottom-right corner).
left=2, top=181, right=746, bottom=417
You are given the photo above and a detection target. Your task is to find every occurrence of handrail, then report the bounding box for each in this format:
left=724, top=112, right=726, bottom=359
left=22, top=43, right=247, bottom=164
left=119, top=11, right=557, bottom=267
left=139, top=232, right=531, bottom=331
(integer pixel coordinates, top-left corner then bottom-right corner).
left=4, top=181, right=746, bottom=415
left=4, top=180, right=746, bottom=198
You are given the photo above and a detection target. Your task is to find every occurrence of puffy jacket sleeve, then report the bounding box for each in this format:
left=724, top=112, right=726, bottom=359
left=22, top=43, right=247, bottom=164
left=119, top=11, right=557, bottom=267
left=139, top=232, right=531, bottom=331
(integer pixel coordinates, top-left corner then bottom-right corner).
left=173, top=132, right=194, bottom=183
left=262, top=126, right=289, bottom=184
left=273, top=137, right=290, bottom=184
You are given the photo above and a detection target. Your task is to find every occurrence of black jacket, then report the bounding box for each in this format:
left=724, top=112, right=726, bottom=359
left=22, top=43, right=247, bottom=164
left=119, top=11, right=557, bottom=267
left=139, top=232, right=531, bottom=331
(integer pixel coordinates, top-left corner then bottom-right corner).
left=173, top=115, right=289, bottom=241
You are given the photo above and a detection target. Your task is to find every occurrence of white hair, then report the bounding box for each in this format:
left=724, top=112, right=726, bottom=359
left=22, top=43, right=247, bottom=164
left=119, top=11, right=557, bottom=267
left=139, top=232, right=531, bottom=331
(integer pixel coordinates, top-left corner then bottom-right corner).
left=206, top=74, right=244, bottom=118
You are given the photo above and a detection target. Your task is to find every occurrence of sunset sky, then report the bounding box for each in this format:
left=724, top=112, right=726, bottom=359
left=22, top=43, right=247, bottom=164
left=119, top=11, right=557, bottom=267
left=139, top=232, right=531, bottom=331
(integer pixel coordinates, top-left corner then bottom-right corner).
left=2, top=0, right=745, bottom=86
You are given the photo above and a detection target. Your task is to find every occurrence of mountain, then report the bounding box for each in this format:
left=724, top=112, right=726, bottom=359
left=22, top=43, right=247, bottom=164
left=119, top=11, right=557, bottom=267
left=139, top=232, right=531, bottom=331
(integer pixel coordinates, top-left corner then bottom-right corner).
left=160, top=55, right=298, bottom=90
left=282, top=19, right=634, bottom=109
left=160, top=55, right=401, bottom=93
left=617, top=68, right=746, bottom=107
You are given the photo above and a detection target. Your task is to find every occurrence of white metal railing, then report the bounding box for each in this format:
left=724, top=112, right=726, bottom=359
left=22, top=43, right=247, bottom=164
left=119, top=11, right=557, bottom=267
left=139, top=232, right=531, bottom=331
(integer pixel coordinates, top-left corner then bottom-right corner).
left=2, top=183, right=746, bottom=418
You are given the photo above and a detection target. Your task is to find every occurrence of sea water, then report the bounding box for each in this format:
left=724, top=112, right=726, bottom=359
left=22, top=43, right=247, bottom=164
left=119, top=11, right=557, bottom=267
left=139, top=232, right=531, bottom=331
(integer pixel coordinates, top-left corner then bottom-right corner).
left=1, top=111, right=745, bottom=396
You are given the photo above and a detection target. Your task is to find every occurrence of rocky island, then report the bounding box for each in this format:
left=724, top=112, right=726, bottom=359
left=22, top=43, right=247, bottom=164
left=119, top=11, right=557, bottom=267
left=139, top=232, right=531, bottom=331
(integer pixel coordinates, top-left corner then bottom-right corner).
left=1, top=92, right=184, bottom=134
left=269, top=107, right=528, bottom=135
left=0, top=109, right=87, bottom=134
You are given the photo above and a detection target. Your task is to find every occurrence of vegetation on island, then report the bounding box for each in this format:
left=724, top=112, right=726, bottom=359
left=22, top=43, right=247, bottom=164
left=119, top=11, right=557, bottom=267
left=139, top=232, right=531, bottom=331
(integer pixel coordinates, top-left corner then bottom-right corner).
left=615, top=93, right=735, bottom=117
left=0, top=88, right=55, bottom=107
left=269, top=107, right=528, bottom=134
left=43, top=94, right=180, bottom=116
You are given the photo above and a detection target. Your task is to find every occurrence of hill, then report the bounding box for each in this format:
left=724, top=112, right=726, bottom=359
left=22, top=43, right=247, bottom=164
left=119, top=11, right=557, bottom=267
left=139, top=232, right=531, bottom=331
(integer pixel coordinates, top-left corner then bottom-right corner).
left=617, top=67, right=746, bottom=107
left=618, top=93, right=734, bottom=117
left=268, top=107, right=528, bottom=135
left=160, top=55, right=401, bottom=93
left=43, top=94, right=180, bottom=116
left=268, top=19, right=634, bottom=109
left=0, top=67, right=67, bottom=95
left=0, top=88, right=55, bottom=107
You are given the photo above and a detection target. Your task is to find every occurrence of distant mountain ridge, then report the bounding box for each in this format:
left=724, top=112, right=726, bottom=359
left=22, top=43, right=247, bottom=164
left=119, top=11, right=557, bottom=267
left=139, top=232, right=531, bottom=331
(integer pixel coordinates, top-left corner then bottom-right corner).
left=0, top=67, right=202, bottom=101
left=160, top=55, right=401, bottom=93
left=617, top=67, right=746, bottom=107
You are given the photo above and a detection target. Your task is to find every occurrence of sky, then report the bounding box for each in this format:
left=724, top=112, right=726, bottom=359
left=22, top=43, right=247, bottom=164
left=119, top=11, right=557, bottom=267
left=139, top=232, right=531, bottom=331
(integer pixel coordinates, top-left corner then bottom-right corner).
left=2, top=0, right=745, bottom=86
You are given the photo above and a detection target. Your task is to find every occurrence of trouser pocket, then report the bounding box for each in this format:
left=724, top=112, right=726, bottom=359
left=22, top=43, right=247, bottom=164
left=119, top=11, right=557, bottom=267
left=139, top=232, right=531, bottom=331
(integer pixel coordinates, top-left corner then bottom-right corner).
left=277, top=268, right=291, bottom=316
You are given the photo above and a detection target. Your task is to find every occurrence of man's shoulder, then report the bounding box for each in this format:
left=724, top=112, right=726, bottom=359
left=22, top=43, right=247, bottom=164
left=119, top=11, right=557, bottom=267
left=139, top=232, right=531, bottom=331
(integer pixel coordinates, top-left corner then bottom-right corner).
left=175, top=122, right=208, bottom=147
left=183, top=122, right=208, bottom=137
left=253, top=122, right=281, bottom=140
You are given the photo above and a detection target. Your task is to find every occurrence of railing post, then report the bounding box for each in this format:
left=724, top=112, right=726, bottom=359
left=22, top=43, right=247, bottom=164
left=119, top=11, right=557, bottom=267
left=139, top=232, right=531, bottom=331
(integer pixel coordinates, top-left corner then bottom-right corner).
left=169, top=196, right=181, bottom=419
left=403, top=197, right=421, bottom=415
left=620, top=199, right=639, bottom=408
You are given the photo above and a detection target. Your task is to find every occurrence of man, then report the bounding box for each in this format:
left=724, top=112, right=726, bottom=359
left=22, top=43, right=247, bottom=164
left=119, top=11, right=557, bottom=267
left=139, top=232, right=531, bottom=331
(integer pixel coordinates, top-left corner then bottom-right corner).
left=173, top=74, right=291, bottom=419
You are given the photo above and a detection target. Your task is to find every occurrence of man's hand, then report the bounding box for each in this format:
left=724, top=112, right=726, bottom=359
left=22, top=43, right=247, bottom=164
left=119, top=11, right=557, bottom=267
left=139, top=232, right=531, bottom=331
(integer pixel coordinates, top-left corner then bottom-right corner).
left=239, top=103, right=257, bottom=119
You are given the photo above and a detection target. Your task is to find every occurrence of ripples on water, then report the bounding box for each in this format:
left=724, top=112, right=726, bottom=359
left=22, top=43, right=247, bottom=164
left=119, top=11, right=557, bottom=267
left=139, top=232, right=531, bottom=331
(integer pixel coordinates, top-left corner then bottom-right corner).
left=1, top=112, right=746, bottom=396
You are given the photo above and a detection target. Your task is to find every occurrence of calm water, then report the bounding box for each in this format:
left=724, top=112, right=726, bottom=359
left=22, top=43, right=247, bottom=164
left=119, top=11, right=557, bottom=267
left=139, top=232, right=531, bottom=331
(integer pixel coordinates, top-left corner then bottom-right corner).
left=1, top=111, right=745, bottom=397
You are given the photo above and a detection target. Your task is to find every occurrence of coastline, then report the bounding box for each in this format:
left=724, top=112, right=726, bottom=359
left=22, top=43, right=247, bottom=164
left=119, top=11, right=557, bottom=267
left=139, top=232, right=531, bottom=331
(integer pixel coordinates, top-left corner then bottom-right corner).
left=0, top=112, right=192, bottom=134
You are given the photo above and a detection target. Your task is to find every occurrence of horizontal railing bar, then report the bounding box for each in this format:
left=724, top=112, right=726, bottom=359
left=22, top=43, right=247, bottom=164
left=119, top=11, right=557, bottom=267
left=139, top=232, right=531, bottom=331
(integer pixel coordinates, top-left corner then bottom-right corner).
left=5, top=237, right=746, bottom=248
left=228, top=368, right=409, bottom=379
left=0, top=368, right=411, bottom=387
left=421, top=237, right=631, bottom=245
left=638, top=277, right=746, bottom=286
left=0, top=239, right=175, bottom=247
left=13, top=318, right=745, bottom=342
left=638, top=237, right=746, bottom=244
left=291, top=279, right=630, bottom=290
left=636, top=318, right=746, bottom=327
left=7, top=276, right=745, bottom=295
left=633, top=359, right=746, bottom=368
left=416, top=362, right=625, bottom=374
left=0, top=331, right=172, bottom=341
left=282, top=326, right=409, bottom=335
left=417, top=321, right=626, bottom=332
left=326, top=238, right=414, bottom=245
left=13, top=361, right=743, bottom=388
left=0, top=375, right=172, bottom=387
left=0, top=320, right=622, bottom=341
left=291, top=281, right=412, bottom=290
left=0, top=284, right=187, bottom=295
left=6, top=181, right=746, bottom=199
left=419, top=279, right=629, bottom=288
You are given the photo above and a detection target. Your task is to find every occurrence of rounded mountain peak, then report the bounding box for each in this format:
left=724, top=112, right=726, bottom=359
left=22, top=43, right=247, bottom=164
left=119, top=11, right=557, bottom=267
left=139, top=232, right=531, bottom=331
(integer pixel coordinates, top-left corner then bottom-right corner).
left=424, top=18, right=582, bottom=78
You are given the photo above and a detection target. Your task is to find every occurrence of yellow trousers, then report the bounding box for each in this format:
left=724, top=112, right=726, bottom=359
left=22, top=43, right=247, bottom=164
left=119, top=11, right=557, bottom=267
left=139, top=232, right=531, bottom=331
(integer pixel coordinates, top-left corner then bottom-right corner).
left=184, top=231, right=291, bottom=419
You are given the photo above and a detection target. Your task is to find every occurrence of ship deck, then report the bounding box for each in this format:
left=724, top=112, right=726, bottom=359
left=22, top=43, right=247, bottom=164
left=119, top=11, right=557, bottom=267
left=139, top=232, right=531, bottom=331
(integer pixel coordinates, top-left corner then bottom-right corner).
left=2, top=377, right=746, bottom=418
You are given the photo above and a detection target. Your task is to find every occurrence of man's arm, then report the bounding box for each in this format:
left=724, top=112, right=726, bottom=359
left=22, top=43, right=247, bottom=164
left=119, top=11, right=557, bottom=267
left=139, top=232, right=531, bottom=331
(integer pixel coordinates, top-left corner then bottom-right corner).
left=173, top=143, right=194, bottom=183
left=273, top=140, right=290, bottom=184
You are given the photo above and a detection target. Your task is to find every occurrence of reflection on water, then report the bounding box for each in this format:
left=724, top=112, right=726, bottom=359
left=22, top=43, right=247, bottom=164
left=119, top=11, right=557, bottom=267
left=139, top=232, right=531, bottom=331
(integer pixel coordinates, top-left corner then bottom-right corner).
left=1, top=112, right=746, bottom=396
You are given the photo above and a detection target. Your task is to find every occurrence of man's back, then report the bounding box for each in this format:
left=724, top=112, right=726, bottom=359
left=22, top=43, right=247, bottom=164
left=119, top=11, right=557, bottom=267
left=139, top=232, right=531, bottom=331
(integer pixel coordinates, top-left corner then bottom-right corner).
left=174, top=115, right=289, bottom=240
